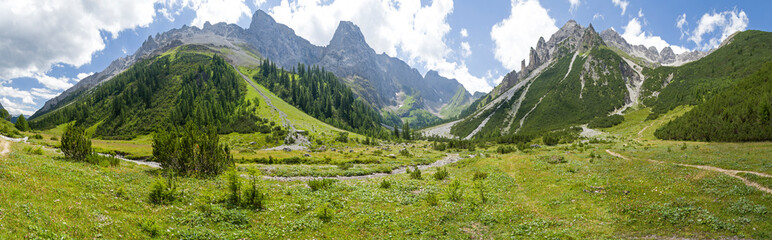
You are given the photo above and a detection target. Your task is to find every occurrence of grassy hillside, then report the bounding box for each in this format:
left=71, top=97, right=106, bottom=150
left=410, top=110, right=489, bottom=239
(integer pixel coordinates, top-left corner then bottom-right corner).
left=438, top=86, right=474, bottom=119
left=642, top=30, right=772, bottom=118
left=655, top=61, right=772, bottom=141
left=3, top=124, right=771, bottom=238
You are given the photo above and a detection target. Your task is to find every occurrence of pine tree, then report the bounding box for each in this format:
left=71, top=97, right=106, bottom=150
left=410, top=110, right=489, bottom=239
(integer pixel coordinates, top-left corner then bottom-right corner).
left=15, top=115, right=30, bottom=131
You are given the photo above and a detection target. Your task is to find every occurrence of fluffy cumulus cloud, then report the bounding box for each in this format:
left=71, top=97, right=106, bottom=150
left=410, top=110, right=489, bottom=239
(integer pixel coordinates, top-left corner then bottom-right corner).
left=460, top=42, right=472, bottom=58
left=0, top=0, right=157, bottom=81
left=491, top=0, right=558, bottom=71
left=460, top=28, right=468, bottom=38
left=611, top=0, right=628, bottom=15
left=688, top=9, right=748, bottom=50
left=621, top=18, right=689, bottom=54
left=0, top=0, right=159, bottom=115
left=159, top=0, right=253, bottom=27
left=268, top=0, right=493, bottom=93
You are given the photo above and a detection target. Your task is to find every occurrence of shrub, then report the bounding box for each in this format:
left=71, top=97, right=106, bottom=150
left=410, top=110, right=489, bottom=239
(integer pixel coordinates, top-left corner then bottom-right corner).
left=335, top=132, right=348, bottom=143
left=316, top=203, right=333, bottom=222
left=243, top=172, right=267, bottom=210
left=23, top=146, right=44, bottom=155
left=399, top=148, right=411, bottom=157
left=308, top=179, right=336, bottom=191
left=474, top=180, right=487, bottom=204
left=433, top=168, right=449, bottom=180
left=153, top=122, right=233, bottom=177
left=30, top=134, right=43, bottom=140
left=410, top=167, right=422, bottom=180
left=14, top=115, right=30, bottom=131
left=425, top=192, right=439, bottom=206
left=50, top=137, right=58, bottom=141
left=472, top=171, right=488, bottom=181
left=227, top=170, right=241, bottom=206
left=61, top=124, right=92, bottom=162
left=680, top=143, right=687, bottom=150
left=379, top=180, right=392, bottom=189
left=496, top=145, right=516, bottom=154
left=446, top=180, right=463, bottom=202
left=149, top=174, right=178, bottom=205
left=139, top=219, right=161, bottom=238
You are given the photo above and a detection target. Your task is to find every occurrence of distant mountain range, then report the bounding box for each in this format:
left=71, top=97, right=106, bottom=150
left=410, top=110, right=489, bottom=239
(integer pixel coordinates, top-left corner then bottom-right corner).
left=427, top=20, right=770, bottom=140
left=32, top=10, right=477, bottom=127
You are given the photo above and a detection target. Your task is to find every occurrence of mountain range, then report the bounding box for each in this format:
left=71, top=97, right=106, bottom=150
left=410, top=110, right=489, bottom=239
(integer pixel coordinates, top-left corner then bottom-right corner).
left=425, top=20, right=770, bottom=140
left=32, top=10, right=476, bottom=127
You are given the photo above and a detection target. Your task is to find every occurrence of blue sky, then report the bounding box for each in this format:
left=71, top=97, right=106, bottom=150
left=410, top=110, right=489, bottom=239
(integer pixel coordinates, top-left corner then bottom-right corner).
left=1, top=0, right=769, bottom=116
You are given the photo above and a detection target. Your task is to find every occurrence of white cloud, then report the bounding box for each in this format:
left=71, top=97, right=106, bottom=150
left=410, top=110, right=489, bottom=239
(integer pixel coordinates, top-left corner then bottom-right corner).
left=460, top=28, right=468, bottom=38
left=268, top=0, right=493, bottom=93
left=569, top=0, right=580, bottom=13
left=611, top=0, right=628, bottom=15
left=593, top=13, right=604, bottom=21
left=188, top=0, right=252, bottom=28
left=0, top=0, right=158, bottom=81
left=0, top=85, right=35, bottom=105
left=254, top=0, right=266, bottom=8
left=1, top=97, right=36, bottom=116
left=33, top=74, right=74, bottom=91
left=460, top=42, right=472, bottom=58
left=491, top=0, right=558, bottom=71
left=76, top=72, right=95, bottom=81
left=621, top=18, right=689, bottom=54
left=688, top=9, right=748, bottom=50
left=637, top=9, right=643, bottom=18
left=30, top=88, right=59, bottom=100
left=676, top=13, right=688, bottom=39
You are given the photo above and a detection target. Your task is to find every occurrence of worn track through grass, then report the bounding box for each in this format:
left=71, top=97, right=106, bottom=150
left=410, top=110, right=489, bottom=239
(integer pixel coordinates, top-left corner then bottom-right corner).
left=0, top=139, right=9, bottom=156
left=606, top=149, right=772, bottom=194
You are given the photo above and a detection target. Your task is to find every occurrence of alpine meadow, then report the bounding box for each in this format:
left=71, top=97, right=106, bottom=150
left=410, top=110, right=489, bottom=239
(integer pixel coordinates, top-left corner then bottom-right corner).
left=1, top=1, right=771, bottom=239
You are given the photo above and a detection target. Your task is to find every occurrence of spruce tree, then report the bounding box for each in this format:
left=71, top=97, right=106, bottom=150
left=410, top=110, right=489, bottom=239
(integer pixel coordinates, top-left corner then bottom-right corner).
left=14, top=115, right=30, bottom=131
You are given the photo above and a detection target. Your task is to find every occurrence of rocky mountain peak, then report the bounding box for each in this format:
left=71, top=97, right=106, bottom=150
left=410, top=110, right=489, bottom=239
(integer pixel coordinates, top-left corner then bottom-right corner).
left=249, top=10, right=278, bottom=30
left=328, top=21, right=369, bottom=51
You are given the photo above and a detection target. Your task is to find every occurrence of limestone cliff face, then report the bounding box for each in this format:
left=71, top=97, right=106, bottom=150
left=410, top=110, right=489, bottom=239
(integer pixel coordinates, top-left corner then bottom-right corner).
left=34, top=10, right=469, bottom=121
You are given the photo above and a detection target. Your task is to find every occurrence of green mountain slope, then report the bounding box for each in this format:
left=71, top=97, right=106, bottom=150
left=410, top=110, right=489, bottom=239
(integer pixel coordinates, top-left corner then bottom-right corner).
left=439, top=86, right=475, bottom=119
left=29, top=46, right=265, bottom=139
left=655, top=61, right=772, bottom=141
left=642, top=30, right=772, bottom=118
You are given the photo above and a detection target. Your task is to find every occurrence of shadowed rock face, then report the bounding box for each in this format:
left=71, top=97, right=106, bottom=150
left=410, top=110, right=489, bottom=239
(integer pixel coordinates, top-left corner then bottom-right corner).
left=35, top=10, right=468, bottom=120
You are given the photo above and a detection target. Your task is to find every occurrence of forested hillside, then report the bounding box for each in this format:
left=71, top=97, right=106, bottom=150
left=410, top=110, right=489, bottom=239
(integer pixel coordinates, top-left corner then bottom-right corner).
left=252, top=60, right=387, bottom=137
left=30, top=47, right=273, bottom=139
left=641, top=30, right=772, bottom=118
left=655, top=61, right=772, bottom=141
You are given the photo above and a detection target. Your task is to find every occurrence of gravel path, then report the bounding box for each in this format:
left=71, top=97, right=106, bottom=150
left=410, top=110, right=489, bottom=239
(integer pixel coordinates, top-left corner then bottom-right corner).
left=262, top=154, right=461, bottom=181
left=0, top=139, right=9, bottom=156
left=606, top=150, right=772, bottom=195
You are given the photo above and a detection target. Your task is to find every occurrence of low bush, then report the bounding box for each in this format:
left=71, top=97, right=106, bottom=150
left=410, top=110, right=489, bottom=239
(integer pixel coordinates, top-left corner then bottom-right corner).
left=379, top=180, right=391, bottom=189
left=433, top=168, right=449, bottom=180
left=61, top=124, right=92, bottom=162
left=409, top=167, right=422, bottom=180
left=23, top=146, right=44, bottom=155
left=446, top=180, right=463, bottom=202
left=149, top=174, right=179, bottom=205
left=316, top=203, right=333, bottom=222
left=472, top=171, right=488, bottom=181
left=308, top=179, right=337, bottom=191
left=496, top=145, right=516, bottom=154
left=425, top=192, right=439, bottom=206
left=85, top=154, right=120, bottom=167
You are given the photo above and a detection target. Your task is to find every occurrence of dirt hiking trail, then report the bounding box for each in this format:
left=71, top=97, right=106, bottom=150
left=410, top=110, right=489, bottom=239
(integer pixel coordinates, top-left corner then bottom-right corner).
left=606, top=150, right=772, bottom=194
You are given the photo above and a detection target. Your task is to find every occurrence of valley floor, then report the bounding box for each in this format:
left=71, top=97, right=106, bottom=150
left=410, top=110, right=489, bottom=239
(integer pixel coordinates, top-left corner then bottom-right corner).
left=1, top=108, right=770, bottom=239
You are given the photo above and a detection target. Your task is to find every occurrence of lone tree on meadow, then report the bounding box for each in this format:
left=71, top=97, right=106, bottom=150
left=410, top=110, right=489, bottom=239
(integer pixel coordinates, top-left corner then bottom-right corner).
left=61, top=124, right=92, bottom=161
